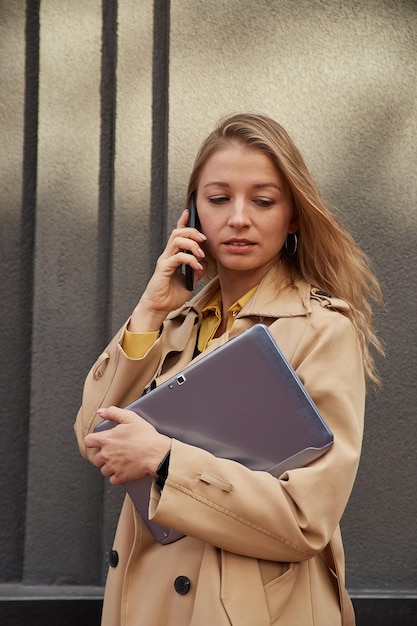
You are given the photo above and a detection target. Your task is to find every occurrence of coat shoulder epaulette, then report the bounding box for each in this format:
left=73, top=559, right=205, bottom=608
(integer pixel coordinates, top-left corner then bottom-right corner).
left=310, top=287, right=350, bottom=312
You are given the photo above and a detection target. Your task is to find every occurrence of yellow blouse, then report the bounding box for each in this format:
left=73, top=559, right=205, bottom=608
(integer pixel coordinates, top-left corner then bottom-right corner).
left=122, top=285, right=257, bottom=358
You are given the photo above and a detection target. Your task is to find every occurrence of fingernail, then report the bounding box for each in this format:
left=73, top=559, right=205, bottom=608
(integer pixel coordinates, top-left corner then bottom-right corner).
left=197, top=248, right=205, bottom=258
left=97, top=408, right=105, bottom=416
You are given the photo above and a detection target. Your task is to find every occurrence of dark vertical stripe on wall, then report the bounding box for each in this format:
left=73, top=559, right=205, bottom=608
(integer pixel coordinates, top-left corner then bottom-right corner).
left=21, top=4, right=39, bottom=330
left=98, top=0, right=118, bottom=343
left=21, top=1, right=39, bottom=349
left=2, top=0, right=41, bottom=582
left=150, top=0, right=170, bottom=272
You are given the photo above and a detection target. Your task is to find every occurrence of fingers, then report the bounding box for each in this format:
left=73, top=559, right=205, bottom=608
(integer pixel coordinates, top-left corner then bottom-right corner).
left=177, top=208, right=190, bottom=228
left=155, top=235, right=205, bottom=282
left=179, top=238, right=206, bottom=260
left=164, top=234, right=206, bottom=261
left=175, top=209, right=207, bottom=244
left=193, top=258, right=209, bottom=283
left=96, top=406, right=139, bottom=425
left=130, top=212, right=208, bottom=328
left=89, top=448, right=123, bottom=484
left=162, top=226, right=206, bottom=275
left=84, top=407, right=138, bottom=449
left=85, top=406, right=172, bottom=484
left=151, top=211, right=207, bottom=281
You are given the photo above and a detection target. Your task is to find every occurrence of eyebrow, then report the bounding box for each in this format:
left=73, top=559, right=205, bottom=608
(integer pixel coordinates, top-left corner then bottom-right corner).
left=203, top=181, right=282, bottom=190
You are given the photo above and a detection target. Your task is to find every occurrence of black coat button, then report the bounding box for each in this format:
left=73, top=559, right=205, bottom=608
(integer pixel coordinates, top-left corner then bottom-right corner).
left=109, top=550, right=119, bottom=568
left=174, top=575, right=191, bottom=595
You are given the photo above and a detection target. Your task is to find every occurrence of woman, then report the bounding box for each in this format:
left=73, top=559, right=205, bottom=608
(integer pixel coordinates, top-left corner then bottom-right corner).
left=75, top=113, right=383, bottom=625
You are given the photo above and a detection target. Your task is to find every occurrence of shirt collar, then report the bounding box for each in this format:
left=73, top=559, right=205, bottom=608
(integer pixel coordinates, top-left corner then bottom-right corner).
left=168, top=262, right=313, bottom=323
left=201, top=285, right=258, bottom=317
left=191, top=263, right=311, bottom=318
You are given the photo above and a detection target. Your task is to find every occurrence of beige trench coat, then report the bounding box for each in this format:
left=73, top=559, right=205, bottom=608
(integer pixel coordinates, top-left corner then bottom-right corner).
left=75, top=263, right=364, bottom=625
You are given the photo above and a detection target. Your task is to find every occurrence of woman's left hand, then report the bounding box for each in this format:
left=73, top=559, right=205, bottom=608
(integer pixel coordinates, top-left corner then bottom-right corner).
left=84, top=406, right=171, bottom=485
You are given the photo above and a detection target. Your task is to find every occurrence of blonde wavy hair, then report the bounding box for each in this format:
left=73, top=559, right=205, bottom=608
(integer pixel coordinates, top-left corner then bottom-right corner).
left=186, top=113, right=384, bottom=385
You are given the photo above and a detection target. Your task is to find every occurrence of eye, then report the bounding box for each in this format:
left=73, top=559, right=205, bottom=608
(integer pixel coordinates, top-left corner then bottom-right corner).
left=208, top=196, right=229, bottom=205
left=254, top=198, right=274, bottom=208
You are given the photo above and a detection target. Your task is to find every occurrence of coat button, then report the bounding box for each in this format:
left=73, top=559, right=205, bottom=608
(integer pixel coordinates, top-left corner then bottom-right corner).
left=174, top=575, right=191, bottom=595
left=109, top=550, right=119, bottom=568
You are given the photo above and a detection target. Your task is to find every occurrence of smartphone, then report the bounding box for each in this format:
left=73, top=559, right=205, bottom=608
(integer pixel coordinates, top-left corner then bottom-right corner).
left=181, top=193, right=201, bottom=291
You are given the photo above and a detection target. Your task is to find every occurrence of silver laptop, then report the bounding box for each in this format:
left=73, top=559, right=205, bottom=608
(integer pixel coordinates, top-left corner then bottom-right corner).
left=95, top=324, right=333, bottom=544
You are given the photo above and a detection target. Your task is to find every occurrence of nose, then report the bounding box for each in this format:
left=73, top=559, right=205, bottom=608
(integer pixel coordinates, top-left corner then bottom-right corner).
left=227, top=198, right=251, bottom=228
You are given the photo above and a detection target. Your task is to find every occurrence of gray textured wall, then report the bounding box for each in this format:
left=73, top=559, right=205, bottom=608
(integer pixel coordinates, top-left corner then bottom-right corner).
left=0, top=0, right=416, bottom=601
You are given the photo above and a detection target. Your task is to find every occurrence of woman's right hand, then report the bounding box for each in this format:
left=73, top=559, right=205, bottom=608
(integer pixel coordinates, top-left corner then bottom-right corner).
left=128, top=210, right=207, bottom=332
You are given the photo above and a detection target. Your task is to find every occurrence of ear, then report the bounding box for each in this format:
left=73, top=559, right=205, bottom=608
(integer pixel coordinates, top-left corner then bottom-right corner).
left=288, top=219, right=299, bottom=234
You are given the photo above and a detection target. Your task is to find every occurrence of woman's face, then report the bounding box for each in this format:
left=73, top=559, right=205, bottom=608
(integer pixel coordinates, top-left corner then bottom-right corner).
left=196, top=144, right=298, bottom=285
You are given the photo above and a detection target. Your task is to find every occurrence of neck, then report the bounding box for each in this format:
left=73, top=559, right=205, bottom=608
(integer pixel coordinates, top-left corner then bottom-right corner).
left=216, top=263, right=275, bottom=312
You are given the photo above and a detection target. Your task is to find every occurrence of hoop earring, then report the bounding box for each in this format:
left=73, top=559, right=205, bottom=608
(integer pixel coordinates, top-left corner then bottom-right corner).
left=285, top=232, right=298, bottom=256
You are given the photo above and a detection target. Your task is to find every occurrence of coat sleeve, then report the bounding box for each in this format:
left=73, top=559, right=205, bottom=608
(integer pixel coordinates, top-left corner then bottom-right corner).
left=148, top=310, right=365, bottom=562
left=74, top=320, right=164, bottom=462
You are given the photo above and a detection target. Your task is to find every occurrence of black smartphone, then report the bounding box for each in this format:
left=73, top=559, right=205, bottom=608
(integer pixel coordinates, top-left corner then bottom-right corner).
left=181, top=193, right=200, bottom=291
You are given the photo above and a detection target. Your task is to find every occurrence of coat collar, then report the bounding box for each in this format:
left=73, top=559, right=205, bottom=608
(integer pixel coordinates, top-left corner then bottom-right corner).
left=170, top=262, right=313, bottom=324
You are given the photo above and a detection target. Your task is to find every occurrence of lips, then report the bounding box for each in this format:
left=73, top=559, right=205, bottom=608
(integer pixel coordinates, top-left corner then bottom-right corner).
left=223, top=239, right=256, bottom=252
left=224, top=239, right=255, bottom=246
